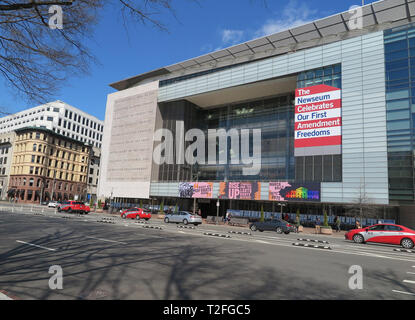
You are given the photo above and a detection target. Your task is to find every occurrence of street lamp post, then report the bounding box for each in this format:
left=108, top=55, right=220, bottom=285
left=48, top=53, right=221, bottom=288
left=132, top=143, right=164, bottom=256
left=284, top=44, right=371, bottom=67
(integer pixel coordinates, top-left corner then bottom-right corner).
left=216, top=199, right=220, bottom=225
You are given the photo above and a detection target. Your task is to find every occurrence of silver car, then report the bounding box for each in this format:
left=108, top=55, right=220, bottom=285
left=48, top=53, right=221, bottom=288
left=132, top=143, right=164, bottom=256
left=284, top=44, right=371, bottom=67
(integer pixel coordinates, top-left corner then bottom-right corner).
left=164, top=211, right=202, bottom=226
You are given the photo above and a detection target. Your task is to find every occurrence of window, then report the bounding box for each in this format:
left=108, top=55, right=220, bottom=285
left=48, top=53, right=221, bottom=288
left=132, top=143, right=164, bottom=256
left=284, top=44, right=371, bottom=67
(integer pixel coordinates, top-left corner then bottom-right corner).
left=53, top=107, right=60, bottom=112
left=368, top=225, right=385, bottom=231
left=385, top=225, right=403, bottom=231
left=47, top=117, right=53, bottom=121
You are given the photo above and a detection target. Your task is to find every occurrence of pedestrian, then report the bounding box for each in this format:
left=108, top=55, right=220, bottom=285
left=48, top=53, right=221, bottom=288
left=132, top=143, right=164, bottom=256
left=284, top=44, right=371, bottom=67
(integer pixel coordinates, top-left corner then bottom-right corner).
left=295, top=215, right=300, bottom=233
left=355, top=220, right=361, bottom=229
left=198, top=208, right=202, bottom=216
left=335, top=216, right=341, bottom=232
left=315, top=217, right=321, bottom=234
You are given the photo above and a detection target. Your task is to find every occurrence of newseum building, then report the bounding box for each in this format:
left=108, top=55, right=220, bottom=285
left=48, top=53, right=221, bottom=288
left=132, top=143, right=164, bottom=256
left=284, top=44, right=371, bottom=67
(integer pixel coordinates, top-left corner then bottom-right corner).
left=99, top=0, right=415, bottom=228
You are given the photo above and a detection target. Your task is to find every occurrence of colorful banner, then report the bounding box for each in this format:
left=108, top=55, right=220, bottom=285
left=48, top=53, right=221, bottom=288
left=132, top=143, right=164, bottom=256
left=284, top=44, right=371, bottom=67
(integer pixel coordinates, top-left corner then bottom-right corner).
left=269, top=182, right=321, bottom=202
left=295, top=84, right=342, bottom=156
left=179, top=182, right=213, bottom=199
left=219, top=182, right=261, bottom=200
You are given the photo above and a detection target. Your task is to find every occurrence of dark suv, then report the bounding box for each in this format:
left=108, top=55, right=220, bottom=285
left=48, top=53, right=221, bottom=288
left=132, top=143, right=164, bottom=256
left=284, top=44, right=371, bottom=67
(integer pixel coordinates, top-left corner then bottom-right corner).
left=249, top=219, right=294, bottom=234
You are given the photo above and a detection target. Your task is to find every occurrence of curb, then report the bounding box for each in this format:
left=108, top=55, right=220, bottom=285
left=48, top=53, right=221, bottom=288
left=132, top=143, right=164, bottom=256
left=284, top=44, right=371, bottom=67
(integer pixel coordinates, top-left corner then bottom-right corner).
left=135, top=221, right=148, bottom=224
left=394, top=248, right=415, bottom=253
left=96, top=219, right=115, bottom=224
left=228, top=231, right=251, bottom=236
left=297, top=238, right=329, bottom=244
left=177, top=226, right=196, bottom=229
left=203, top=232, right=231, bottom=238
left=292, top=242, right=331, bottom=250
left=143, top=225, right=163, bottom=230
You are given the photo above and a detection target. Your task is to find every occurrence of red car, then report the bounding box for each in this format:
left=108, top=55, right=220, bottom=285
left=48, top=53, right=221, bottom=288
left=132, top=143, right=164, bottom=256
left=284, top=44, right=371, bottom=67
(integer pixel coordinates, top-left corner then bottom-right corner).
left=345, top=223, right=415, bottom=249
left=58, top=201, right=90, bottom=214
left=121, top=208, right=151, bottom=221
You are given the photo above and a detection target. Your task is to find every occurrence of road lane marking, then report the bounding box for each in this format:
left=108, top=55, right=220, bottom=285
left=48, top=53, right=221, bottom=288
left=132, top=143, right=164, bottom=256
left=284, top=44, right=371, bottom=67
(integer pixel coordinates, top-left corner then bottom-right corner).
left=85, top=236, right=127, bottom=245
left=256, top=240, right=271, bottom=244
left=403, top=280, right=415, bottom=284
left=392, top=290, right=415, bottom=296
left=16, top=240, right=56, bottom=251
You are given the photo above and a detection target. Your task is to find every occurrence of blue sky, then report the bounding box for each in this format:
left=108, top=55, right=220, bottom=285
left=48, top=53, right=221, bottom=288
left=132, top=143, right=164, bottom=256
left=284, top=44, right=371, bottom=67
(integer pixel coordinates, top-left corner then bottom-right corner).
left=0, top=0, right=378, bottom=120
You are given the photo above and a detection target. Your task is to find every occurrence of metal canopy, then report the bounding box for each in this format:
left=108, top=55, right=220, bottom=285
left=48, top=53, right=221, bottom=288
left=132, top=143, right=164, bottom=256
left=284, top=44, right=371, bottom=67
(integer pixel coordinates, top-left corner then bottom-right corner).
left=110, top=0, right=414, bottom=91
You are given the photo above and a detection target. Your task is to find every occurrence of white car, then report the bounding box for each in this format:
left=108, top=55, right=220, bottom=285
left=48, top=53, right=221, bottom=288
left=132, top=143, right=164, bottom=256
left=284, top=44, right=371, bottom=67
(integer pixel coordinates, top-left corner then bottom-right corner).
left=48, top=201, right=59, bottom=208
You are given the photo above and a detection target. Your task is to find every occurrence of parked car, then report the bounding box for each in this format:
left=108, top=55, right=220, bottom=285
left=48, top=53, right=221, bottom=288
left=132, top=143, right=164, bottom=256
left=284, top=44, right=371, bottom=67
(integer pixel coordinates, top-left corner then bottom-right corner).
left=40, top=201, right=48, bottom=205
left=345, top=223, right=415, bottom=249
left=164, top=211, right=202, bottom=226
left=48, top=201, right=59, bottom=208
left=249, top=219, right=294, bottom=234
left=121, top=208, right=151, bottom=220
left=58, top=201, right=90, bottom=214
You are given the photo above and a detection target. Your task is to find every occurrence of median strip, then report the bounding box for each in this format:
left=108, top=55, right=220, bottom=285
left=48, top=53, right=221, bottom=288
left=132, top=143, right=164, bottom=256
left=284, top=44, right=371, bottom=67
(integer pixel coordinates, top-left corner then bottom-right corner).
left=297, top=238, right=329, bottom=244
left=228, top=231, right=251, bottom=236
left=292, top=242, right=331, bottom=250
left=177, top=225, right=195, bottom=229
left=203, top=232, right=231, bottom=238
left=143, top=225, right=163, bottom=230
left=394, top=249, right=415, bottom=253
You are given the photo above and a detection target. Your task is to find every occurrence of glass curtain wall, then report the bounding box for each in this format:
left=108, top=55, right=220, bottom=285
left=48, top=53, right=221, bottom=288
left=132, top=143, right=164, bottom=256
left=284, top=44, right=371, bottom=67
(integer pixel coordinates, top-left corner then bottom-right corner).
left=384, top=24, right=415, bottom=202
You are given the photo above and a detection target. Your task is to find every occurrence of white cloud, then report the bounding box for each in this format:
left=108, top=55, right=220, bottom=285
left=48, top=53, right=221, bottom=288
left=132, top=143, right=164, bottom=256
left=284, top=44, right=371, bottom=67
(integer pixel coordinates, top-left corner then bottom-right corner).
left=221, top=29, right=245, bottom=45
left=256, top=0, right=320, bottom=37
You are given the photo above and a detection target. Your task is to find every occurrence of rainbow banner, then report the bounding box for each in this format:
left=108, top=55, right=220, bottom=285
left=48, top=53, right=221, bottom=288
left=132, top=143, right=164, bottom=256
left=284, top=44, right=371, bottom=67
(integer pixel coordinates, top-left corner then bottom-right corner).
left=269, top=182, right=321, bottom=202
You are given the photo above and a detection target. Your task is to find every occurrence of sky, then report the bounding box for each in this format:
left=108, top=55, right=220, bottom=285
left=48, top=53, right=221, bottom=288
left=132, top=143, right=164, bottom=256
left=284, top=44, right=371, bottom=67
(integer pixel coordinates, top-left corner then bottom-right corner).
left=0, top=0, right=379, bottom=121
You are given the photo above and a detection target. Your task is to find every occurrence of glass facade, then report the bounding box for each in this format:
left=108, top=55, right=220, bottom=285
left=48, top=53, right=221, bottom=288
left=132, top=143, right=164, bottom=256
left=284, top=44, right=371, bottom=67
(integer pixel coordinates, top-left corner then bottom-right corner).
left=155, top=64, right=343, bottom=183
left=198, top=94, right=295, bottom=181
left=384, top=24, right=415, bottom=202
left=295, top=64, right=342, bottom=183
left=297, top=64, right=341, bottom=89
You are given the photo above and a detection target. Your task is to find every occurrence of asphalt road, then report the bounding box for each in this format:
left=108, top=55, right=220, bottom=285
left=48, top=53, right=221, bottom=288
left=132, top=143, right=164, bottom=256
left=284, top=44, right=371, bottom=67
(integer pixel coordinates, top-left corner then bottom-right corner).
left=0, top=208, right=415, bottom=300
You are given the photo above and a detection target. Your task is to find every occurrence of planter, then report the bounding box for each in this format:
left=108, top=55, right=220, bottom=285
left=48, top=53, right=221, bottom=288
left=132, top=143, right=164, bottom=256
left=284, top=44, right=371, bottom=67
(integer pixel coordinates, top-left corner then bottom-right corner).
left=320, top=227, right=333, bottom=235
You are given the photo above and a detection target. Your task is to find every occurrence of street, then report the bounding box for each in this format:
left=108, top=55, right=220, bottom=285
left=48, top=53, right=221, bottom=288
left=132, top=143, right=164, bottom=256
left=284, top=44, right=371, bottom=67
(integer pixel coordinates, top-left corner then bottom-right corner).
left=0, top=208, right=415, bottom=300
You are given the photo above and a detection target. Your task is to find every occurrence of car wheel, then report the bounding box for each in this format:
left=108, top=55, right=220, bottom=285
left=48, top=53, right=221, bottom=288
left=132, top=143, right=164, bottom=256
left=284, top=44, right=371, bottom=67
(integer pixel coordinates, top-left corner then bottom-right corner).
left=136, top=215, right=141, bottom=220
left=353, top=234, right=365, bottom=244
left=164, top=217, right=169, bottom=223
left=122, top=214, right=126, bottom=219
left=250, top=225, right=257, bottom=232
left=284, top=231, right=290, bottom=235
left=401, top=238, right=414, bottom=249
left=145, top=218, right=149, bottom=221
left=276, top=227, right=283, bottom=234
left=183, top=219, right=188, bottom=225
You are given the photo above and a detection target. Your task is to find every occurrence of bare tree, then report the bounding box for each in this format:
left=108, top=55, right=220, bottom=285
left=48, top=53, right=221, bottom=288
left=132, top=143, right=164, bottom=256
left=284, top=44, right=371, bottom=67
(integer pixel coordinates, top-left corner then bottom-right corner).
left=346, top=180, right=380, bottom=222
left=0, top=0, right=190, bottom=103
